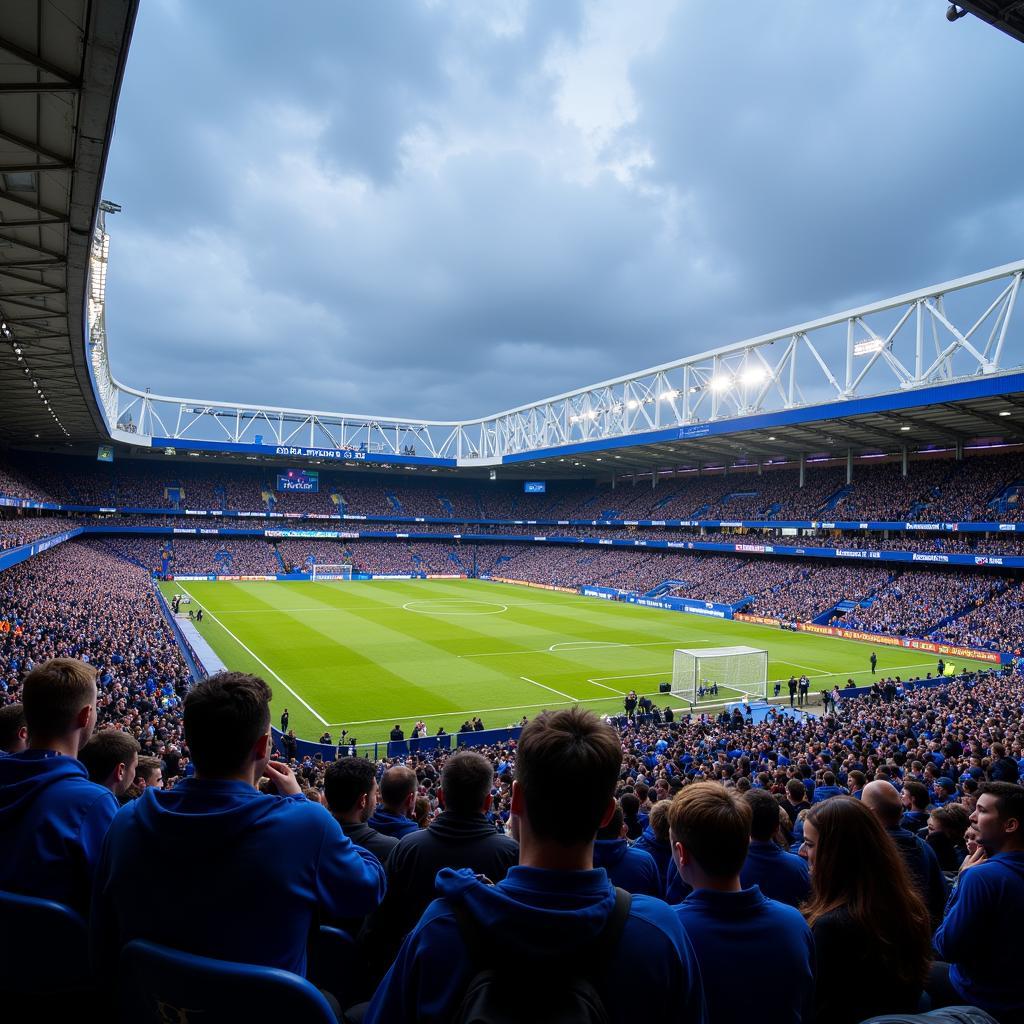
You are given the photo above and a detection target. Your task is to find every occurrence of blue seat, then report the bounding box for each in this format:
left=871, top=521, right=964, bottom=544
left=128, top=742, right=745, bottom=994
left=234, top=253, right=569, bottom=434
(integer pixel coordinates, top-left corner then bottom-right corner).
left=308, top=925, right=360, bottom=1003
left=0, top=890, right=90, bottom=993
left=120, top=939, right=338, bottom=1023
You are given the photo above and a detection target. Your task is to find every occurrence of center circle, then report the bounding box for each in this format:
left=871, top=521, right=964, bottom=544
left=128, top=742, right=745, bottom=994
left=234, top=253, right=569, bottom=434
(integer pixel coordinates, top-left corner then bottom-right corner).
left=402, top=599, right=508, bottom=616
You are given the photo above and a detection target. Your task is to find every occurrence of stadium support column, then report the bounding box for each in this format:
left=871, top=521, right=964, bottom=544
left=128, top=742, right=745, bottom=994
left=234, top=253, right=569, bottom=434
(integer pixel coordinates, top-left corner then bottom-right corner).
left=902, top=446, right=908, bottom=477
left=799, top=453, right=805, bottom=488
left=956, top=440, right=963, bottom=461
left=846, top=449, right=853, bottom=485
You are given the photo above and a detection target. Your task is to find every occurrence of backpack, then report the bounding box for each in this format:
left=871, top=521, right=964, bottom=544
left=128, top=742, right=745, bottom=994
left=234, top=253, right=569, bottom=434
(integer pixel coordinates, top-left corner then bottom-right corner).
left=860, top=1009, right=1001, bottom=1024
left=451, top=887, right=632, bottom=1024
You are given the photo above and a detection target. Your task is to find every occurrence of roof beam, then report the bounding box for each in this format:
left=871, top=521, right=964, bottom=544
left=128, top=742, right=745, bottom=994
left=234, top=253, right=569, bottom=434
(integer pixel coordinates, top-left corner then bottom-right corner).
left=0, top=36, right=82, bottom=85
left=0, top=188, right=67, bottom=221
left=0, top=126, right=72, bottom=167
left=0, top=232, right=66, bottom=259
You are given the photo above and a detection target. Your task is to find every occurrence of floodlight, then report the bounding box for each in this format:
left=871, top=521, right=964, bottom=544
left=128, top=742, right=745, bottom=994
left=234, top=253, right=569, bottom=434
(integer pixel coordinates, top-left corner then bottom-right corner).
left=946, top=4, right=967, bottom=21
left=740, top=367, right=766, bottom=386
left=710, top=375, right=732, bottom=392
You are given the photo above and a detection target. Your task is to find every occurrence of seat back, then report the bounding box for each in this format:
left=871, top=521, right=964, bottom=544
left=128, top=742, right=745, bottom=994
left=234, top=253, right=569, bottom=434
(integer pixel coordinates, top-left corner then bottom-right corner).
left=120, top=939, right=337, bottom=1024
left=308, top=925, right=360, bottom=1003
left=0, top=890, right=89, bottom=992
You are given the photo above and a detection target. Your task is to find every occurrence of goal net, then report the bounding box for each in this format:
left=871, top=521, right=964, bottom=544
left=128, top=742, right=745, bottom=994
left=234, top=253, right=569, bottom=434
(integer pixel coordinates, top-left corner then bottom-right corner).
left=672, top=646, right=768, bottom=706
left=309, top=563, right=353, bottom=581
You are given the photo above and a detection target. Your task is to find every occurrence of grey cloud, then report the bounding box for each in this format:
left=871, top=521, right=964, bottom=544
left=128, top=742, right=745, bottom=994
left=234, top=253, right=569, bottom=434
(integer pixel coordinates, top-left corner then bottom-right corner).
left=102, top=1, right=1024, bottom=424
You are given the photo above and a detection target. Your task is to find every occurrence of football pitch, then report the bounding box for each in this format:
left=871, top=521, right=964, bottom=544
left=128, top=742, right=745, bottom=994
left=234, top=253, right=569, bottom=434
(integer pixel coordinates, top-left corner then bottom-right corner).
left=159, top=579, right=989, bottom=746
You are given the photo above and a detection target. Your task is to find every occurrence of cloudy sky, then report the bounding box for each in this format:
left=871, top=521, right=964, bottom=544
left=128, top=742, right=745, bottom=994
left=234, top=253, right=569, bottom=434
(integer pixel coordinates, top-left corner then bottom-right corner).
left=101, top=1, right=1024, bottom=422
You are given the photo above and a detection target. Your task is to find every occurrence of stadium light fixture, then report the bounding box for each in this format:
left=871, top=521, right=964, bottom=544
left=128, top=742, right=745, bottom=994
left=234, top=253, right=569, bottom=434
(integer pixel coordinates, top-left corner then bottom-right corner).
left=900, top=425, right=911, bottom=431
left=999, top=410, right=1012, bottom=417
left=626, top=399, right=639, bottom=410
left=853, top=339, right=884, bottom=356
left=740, top=368, right=766, bottom=386
left=710, top=375, right=732, bottom=392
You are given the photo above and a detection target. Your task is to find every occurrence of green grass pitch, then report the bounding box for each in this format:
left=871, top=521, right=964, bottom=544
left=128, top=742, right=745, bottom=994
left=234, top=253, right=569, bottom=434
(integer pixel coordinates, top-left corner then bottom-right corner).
left=158, top=579, right=990, bottom=746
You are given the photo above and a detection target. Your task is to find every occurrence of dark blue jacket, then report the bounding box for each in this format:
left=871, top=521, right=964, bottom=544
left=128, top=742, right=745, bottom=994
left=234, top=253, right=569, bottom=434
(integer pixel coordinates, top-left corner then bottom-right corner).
left=934, top=851, right=1024, bottom=1015
left=0, top=750, right=118, bottom=913
left=900, top=810, right=929, bottom=833
left=676, top=886, right=815, bottom=1024
left=368, top=807, right=419, bottom=839
left=91, top=778, right=386, bottom=977
left=740, top=840, right=811, bottom=908
left=633, top=825, right=671, bottom=880
left=664, top=855, right=693, bottom=905
left=593, top=838, right=661, bottom=897
left=886, top=827, right=948, bottom=927
left=365, top=865, right=706, bottom=1024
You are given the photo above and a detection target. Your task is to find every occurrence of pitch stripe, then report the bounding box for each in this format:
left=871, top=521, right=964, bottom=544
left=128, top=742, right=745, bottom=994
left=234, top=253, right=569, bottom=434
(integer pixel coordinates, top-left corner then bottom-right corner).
left=174, top=583, right=330, bottom=726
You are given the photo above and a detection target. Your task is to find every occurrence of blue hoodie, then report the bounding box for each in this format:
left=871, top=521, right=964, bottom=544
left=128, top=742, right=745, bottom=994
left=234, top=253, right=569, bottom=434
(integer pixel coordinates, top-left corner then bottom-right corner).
left=368, top=806, right=420, bottom=840
left=0, top=749, right=118, bottom=913
left=676, top=886, right=815, bottom=1024
left=633, top=825, right=671, bottom=880
left=593, top=838, right=662, bottom=898
left=91, top=778, right=386, bottom=977
left=364, top=865, right=706, bottom=1024
left=934, top=851, right=1024, bottom=1015
left=740, top=840, right=811, bottom=908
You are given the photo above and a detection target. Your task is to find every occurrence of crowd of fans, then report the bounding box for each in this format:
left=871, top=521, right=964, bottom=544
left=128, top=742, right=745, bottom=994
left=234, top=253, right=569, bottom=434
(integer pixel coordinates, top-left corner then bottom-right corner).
left=1, top=617, right=1022, bottom=1021
left=6, top=449, right=1024, bottom=524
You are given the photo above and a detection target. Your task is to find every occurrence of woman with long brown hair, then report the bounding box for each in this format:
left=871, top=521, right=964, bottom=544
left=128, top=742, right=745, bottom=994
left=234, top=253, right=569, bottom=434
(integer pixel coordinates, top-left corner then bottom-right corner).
left=800, top=796, right=932, bottom=1024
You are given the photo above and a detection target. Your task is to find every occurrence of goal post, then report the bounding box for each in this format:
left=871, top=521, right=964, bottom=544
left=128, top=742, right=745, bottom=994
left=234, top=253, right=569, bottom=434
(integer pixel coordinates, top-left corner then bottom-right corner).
left=672, top=646, right=768, bottom=705
left=309, top=563, right=353, bottom=581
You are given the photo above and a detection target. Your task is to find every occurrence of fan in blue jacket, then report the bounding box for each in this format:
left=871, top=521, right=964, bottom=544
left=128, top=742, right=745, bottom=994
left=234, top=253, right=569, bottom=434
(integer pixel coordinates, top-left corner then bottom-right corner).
left=0, top=659, right=118, bottom=914
left=671, top=782, right=815, bottom=1024
left=367, top=764, right=420, bottom=838
left=592, top=806, right=661, bottom=897
left=739, top=790, right=811, bottom=907
left=365, top=707, right=706, bottom=1024
left=91, top=672, right=386, bottom=980
left=932, top=782, right=1024, bottom=1020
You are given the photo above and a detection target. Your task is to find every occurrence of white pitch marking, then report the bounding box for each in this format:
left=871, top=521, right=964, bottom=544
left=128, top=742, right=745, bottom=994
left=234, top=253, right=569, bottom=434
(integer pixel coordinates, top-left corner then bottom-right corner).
left=174, top=583, right=330, bottom=726
left=519, top=676, right=579, bottom=702
left=548, top=641, right=627, bottom=652
left=460, top=640, right=716, bottom=659
left=403, top=600, right=508, bottom=616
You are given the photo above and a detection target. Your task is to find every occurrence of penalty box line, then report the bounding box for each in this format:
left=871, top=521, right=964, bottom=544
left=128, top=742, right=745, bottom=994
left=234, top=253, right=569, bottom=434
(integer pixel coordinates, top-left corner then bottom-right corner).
left=172, top=583, right=330, bottom=727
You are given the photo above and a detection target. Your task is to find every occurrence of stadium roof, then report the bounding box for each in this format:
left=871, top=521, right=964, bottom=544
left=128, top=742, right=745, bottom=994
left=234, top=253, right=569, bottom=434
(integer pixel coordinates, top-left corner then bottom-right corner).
left=951, top=2, right=1024, bottom=44
left=0, top=0, right=137, bottom=445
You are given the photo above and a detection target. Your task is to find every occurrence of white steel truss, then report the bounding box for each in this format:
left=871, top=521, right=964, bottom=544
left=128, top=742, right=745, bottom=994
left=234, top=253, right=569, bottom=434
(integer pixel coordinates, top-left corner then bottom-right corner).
left=88, top=214, right=1024, bottom=462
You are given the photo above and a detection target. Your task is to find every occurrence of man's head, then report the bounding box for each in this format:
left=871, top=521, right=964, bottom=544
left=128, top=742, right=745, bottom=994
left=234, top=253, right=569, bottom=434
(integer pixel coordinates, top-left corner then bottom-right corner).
left=648, top=799, right=672, bottom=842
left=21, top=658, right=98, bottom=753
left=902, top=780, right=929, bottom=812
left=379, top=765, right=418, bottom=817
left=785, top=779, right=806, bottom=804
left=744, top=789, right=783, bottom=842
left=440, top=750, right=494, bottom=817
left=512, top=707, right=621, bottom=847
left=134, top=755, right=164, bottom=791
left=183, top=671, right=272, bottom=781
left=78, top=730, right=141, bottom=797
left=669, top=782, right=752, bottom=888
left=862, top=779, right=903, bottom=828
left=971, top=782, right=1024, bottom=855
left=596, top=804, right=625, bottom=841
left=324, top=757, right=379, bottom=823
left=0, top=702, right=28, bottom=754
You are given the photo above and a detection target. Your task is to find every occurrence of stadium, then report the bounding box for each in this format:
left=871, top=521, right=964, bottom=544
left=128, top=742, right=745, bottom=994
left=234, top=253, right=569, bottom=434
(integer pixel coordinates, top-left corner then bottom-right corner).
left=1, top=2, right=1023, bottom=1022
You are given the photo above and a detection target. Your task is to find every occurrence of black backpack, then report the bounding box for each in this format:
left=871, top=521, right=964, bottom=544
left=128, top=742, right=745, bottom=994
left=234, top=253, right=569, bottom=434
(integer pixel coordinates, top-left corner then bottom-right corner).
left=451, top=888, right=632, bottom=1024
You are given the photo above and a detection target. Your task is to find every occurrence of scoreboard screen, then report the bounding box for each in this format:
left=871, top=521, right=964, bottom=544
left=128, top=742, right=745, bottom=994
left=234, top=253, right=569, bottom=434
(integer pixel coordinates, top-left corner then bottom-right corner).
left=523, top=481, right=546, bottom=493
left=276, top=469, right=319, bottom=493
